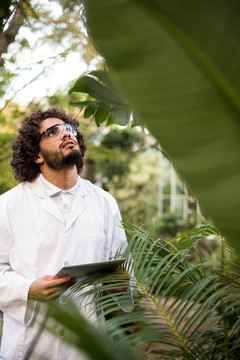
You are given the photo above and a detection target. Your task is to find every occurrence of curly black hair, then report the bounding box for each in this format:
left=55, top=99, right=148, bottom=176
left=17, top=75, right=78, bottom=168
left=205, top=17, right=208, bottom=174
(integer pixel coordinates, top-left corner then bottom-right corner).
left=10, top=108, right=87, bottom=182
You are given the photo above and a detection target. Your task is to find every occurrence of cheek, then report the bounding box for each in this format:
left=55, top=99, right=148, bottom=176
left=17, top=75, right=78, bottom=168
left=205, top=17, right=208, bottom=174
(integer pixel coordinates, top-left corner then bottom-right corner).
left=41, top=141, right=61, bottom=154
left=78, top=143, right=84, bottom=155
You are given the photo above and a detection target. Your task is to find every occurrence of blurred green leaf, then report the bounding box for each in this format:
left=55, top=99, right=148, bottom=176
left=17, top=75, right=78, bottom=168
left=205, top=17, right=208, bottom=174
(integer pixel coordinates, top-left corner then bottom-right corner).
left=69, top=70, right=133, bottom=126
left=83, top=0, right=240, bottom=250
left=70, top=100, right=102, bottom=109
left=110, top=106, right=131, bottom=126
left=27, top=299, right=139, bottom=360
left=69, top=71, right=124, bottom=103
left=95, top=106, right=110, bottom=125
left=84, top=105, right=96, bottom=118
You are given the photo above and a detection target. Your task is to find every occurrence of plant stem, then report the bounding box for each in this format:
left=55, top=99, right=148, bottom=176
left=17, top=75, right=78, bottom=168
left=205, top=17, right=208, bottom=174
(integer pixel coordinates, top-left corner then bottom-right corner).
left=127, top=270, right=195, bottom=359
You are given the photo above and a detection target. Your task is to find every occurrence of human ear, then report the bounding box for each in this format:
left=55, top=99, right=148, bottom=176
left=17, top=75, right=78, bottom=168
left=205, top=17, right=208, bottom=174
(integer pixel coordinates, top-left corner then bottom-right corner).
left=34, top=153, right=44, bottom=164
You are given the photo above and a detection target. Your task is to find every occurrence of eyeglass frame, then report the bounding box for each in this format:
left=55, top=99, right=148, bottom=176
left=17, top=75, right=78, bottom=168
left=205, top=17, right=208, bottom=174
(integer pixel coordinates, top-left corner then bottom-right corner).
left=38, top=123, right=78, bottom=143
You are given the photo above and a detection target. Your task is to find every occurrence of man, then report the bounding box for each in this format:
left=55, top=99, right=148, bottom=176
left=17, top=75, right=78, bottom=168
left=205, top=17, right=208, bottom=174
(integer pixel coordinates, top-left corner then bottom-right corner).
left=0, top=108, right=128, bottom=360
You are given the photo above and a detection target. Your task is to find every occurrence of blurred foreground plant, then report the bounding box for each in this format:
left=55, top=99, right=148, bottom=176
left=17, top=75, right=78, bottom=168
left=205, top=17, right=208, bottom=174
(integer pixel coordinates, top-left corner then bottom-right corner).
left=33, top=223, right=240, bottom=360
left=79, top=1, right=240, bottom=251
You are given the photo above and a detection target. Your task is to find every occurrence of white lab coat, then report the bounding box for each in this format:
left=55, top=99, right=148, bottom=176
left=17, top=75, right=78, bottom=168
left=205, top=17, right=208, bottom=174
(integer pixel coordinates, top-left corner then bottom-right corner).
left=0, top=175, right=127, bottom=360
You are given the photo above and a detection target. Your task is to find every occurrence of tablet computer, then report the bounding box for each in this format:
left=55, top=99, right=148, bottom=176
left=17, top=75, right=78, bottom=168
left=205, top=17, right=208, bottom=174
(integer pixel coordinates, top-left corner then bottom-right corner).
left=54, top=258, right=126, bottom=281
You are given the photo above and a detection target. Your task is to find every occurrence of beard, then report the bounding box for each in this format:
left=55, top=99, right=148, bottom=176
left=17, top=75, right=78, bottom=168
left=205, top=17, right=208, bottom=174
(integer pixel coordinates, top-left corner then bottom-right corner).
left=40, top=148, right=83, bottom=172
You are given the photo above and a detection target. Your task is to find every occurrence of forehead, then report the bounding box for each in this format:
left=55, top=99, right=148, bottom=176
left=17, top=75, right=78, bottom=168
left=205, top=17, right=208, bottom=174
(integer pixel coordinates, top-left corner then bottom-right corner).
left=39, top=118, right=64, bottom=133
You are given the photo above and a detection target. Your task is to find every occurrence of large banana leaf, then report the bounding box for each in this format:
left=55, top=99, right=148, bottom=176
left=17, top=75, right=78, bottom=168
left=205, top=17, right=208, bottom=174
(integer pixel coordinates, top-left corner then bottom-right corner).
left=82, top=0, right=240, bottom=250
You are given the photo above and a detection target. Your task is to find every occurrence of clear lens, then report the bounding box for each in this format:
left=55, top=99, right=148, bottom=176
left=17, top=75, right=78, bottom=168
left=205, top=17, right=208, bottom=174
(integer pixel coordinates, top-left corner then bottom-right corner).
left=39, top=123, right=77, bottom=143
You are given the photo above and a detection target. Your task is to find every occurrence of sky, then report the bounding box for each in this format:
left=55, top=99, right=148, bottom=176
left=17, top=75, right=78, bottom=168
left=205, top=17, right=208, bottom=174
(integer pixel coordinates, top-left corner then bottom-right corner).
left=2, top=1, right=91, bottom=107
left=9, top=50, right=87, bottom=105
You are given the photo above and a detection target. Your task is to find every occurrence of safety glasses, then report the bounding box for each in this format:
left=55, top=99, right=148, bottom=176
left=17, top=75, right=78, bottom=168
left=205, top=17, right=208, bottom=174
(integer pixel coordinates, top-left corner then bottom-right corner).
left=38, top=123, right=77, bottom=143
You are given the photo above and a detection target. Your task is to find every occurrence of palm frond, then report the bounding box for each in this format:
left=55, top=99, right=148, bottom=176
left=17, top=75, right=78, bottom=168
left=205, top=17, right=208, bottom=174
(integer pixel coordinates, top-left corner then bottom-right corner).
left=40, top=223, right=240, bottom=359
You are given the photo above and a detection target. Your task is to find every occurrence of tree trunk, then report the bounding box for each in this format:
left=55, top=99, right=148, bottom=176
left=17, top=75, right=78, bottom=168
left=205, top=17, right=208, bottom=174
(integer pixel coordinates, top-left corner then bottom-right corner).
left=0, top=8, right=24, bottom=64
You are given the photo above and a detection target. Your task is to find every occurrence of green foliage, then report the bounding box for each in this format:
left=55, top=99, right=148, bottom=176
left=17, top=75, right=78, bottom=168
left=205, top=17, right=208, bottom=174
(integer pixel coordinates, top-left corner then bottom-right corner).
left=98, top=128, right=143, bottom=182
left=69, top=70, right=135, bottom=126
left=0, top=70, right=15, bottom=101
left=46, top=91, right=76, bottom=109
left=163, top=183, right=184, bottom=196
left=155, top=212, right=185, bottom=238
left=82, top=0, right=240, bottom=251
left=0, top=1, right=98, bottom=110
left=86, top=127, right=162, bottom=225
left=108, top=149, right=163, bottom=225
left=101, top=128, right=143, bottom=152
left=39, top=224, right=240, bottom=359
left=0, top=132, right=17, bottom=194
left=27, top=300, right=139, bottom=360
left=88, top=127, right=144, bottom=183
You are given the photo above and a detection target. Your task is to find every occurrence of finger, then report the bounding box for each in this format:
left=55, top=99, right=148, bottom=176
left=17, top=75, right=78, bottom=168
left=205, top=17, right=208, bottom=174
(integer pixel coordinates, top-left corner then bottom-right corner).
left=54, top=276, right=71, bottom=284
left=46, top=281, right=74, bottom=296
left=43, top=280, right=75, bottom=301
left=46, top=276, right=71, bottom=289
left=50, top=280, right=75, bottom=292
left=48, top=287, right=68, bottom=300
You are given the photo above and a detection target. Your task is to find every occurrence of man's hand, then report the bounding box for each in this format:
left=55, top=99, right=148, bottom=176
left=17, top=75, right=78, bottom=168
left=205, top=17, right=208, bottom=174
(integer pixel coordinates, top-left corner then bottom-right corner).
left=28, top=275, right=76, bottom=302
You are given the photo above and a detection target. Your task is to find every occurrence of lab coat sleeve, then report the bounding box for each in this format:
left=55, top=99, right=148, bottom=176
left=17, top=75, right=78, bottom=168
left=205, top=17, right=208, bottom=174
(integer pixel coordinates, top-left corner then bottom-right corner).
left=109, top=206, right=128, bottom=259
left=0, top=217, right=34, bottom=326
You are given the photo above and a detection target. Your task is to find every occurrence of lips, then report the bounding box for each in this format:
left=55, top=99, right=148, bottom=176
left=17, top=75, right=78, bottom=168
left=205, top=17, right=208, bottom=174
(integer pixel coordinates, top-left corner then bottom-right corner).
left=61, top=139, right=77, bottom=149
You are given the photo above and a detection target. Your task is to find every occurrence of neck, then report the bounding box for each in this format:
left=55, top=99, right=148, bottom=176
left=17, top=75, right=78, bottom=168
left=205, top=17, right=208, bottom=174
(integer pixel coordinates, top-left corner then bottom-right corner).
left=40, top=166, right=78, bottom=190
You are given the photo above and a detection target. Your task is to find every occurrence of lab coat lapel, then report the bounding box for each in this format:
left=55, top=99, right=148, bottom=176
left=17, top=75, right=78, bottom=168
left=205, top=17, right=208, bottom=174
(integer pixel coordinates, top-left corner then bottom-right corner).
left=29, top=176, right=64, bottom=224
left=65, top=178, right=87, bottom=230
left=42, top=197, right=64, bottom=223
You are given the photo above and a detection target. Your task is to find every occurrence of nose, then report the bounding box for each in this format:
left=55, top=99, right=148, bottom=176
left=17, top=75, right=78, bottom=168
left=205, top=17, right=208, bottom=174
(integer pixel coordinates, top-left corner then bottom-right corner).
left=61, top=128, right=72, bottom=139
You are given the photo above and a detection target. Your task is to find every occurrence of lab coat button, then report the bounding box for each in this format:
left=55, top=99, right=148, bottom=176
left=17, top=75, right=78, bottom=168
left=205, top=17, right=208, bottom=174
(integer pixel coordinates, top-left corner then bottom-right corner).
left=64, top=261, right=69, bottom=266
left=63, top=204, right=68, bottom=210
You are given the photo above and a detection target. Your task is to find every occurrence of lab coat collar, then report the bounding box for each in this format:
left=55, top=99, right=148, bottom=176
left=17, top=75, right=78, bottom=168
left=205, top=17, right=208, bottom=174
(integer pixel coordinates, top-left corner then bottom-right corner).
left=39, top=174, right=80, bottom=197
left=29, top=175, right=87, bottom=198
left=29, top=175, right=87, bottom=226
